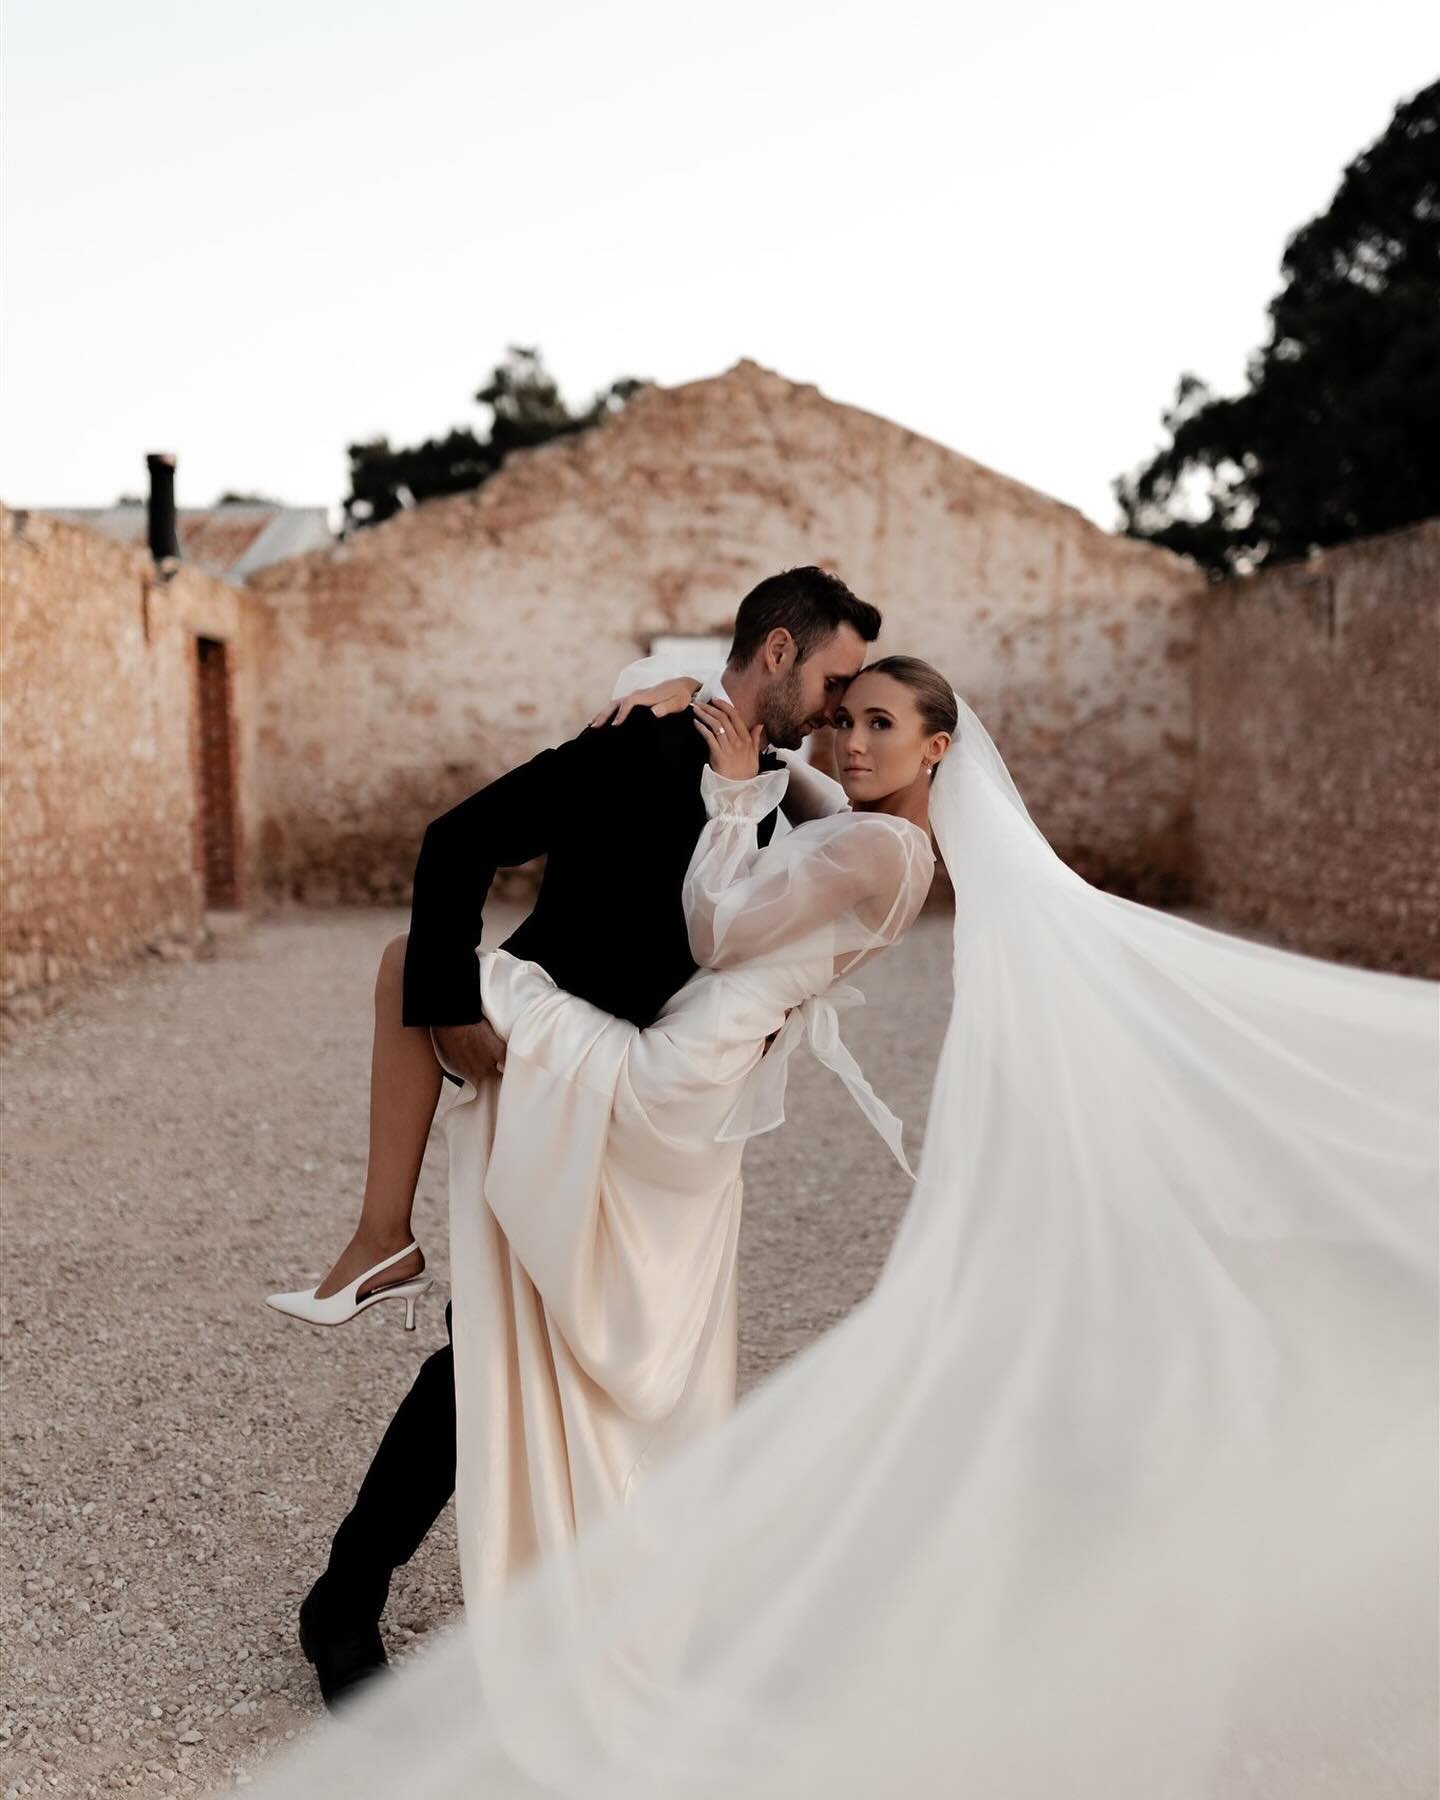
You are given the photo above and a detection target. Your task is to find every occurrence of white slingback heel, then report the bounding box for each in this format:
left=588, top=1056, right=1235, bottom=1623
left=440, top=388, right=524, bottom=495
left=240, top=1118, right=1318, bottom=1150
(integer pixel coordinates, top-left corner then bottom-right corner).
left=265, top=1242, right=433, bottom=1330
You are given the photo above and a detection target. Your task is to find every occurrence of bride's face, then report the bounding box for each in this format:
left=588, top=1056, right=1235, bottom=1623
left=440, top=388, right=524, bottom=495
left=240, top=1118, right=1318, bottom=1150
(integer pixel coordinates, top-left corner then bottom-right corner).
left=832, top=672, right=940, bottom=804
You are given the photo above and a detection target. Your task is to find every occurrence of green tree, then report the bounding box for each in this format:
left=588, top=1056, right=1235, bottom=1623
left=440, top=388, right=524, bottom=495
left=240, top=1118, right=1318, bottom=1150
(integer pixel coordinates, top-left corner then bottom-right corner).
left=343, top=347, right=648, bottom=533
left=1116, top=80, right=1440, bottom=576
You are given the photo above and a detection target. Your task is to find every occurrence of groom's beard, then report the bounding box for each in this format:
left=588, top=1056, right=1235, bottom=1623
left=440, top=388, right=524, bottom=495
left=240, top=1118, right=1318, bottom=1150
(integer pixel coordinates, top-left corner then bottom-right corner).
left=759, top=668, right=810, bottom=751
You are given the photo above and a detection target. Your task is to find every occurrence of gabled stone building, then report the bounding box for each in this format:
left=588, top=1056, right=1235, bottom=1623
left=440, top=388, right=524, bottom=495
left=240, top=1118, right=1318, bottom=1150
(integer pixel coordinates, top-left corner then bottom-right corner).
left=3, top=361, right=1435, bottom=1018
left=247, top=361, right=1203, bottom=906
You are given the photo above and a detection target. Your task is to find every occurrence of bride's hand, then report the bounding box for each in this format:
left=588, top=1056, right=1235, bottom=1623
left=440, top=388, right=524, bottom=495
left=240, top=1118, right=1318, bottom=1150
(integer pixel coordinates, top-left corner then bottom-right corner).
left=589, top=677, right=701, bottom=729
left=693, top=698, right=764, bottom=779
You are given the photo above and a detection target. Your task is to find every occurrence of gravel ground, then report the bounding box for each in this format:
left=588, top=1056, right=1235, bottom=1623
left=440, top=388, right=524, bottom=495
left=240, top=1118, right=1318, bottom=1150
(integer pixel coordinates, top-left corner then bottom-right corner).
left=0, top=905, right=952, bottom=1797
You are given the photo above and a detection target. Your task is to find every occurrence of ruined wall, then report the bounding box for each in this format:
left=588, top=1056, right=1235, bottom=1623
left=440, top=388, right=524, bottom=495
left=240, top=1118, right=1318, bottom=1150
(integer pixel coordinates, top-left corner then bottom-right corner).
left=1, top=505, right=263, bottom=1016
left=248, top=362, right=1204, bottom=905
left=1192, top=522, right=1440, bottom=976
left=8, top=377, right=1430, bottom=1006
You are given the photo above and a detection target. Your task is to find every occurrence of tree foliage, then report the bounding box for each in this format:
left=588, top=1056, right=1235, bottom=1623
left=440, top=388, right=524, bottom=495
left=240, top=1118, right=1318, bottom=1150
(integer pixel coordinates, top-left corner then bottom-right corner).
left=1116, top=81, right=1440, bottom=575
left=342, top=347, right=647, bottom=533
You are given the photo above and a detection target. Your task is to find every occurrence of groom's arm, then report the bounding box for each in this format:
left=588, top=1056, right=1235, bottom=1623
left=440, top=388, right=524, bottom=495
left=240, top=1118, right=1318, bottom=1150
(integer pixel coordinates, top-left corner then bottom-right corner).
left=402, top=712, right=651, bottom=1029
left=402, top=738, right=579, bottom=1029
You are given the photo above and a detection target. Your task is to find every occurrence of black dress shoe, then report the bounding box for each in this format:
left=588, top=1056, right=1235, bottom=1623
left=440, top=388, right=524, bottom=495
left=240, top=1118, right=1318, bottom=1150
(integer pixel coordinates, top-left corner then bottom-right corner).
left=298, top=1592, right=389, bottom=1711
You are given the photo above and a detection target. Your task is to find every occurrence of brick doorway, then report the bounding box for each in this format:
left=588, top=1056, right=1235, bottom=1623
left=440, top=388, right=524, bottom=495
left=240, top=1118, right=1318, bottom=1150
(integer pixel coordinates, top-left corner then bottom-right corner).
left=194, top=637, right=240, bottom=908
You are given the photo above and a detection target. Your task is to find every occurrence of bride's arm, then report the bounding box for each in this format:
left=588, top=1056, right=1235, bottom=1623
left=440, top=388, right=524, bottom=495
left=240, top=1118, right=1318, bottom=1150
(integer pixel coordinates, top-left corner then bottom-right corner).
left=684, top=770, right=932, bottom=971
left=594, top=657, right=851, bottom=828
left=610, top=653, right=716, bottom=705
left=774, top=751, right=850, bottom=823
left=587, top=654, right=714, bottom=728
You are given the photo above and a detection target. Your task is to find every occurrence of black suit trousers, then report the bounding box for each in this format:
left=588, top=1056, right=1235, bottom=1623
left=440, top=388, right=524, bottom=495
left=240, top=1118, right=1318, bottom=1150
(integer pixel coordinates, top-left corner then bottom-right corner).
left=307, top=1303, right=457, bottom=1628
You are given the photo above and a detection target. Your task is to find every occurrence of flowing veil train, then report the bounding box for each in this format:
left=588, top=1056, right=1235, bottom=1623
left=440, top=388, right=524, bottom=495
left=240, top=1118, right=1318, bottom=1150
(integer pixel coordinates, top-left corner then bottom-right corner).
left=245, top=695, right=1437, bottom=1799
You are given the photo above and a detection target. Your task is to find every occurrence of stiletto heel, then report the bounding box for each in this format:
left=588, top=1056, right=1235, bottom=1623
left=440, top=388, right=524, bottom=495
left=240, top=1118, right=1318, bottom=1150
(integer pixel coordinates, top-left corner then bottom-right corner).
left=266, top=1242, right=433, bottom=1328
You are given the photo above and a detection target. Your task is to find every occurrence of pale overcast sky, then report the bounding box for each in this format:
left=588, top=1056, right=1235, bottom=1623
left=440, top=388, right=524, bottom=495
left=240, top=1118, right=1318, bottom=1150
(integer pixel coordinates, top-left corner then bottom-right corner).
left=2, top=0, right=1433, bottom=530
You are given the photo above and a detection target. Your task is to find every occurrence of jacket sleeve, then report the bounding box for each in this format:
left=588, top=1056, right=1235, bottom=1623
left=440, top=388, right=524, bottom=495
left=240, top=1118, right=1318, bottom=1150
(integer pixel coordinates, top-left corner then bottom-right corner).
left=401, top=724, right=621, bottom=1028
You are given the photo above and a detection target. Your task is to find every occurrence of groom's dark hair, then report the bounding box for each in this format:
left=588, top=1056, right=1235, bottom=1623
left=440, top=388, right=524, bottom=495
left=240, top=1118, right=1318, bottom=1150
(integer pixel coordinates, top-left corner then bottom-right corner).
left=728, top=567, right=881, bottom=669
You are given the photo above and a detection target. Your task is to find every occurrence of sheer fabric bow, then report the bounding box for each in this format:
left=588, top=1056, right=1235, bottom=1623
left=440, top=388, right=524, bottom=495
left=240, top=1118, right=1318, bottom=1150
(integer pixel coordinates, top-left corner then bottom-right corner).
left=716, top=984, right=914, bottom=1178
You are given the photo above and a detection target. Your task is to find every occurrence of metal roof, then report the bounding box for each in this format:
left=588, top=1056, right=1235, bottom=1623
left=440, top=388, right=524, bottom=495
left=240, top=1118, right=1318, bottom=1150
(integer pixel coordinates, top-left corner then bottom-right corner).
left=35, top=502, right=334, bottom=581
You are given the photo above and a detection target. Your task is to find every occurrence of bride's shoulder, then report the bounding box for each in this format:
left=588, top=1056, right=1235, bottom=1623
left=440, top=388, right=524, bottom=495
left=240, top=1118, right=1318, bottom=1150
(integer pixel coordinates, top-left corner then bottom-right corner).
left=798, top=808, right=934, bottom=860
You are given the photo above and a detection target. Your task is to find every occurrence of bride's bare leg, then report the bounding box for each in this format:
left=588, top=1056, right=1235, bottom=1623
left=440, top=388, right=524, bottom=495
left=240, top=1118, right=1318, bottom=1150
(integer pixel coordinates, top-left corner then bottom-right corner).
left=313, top=933, right=441, bottom=1300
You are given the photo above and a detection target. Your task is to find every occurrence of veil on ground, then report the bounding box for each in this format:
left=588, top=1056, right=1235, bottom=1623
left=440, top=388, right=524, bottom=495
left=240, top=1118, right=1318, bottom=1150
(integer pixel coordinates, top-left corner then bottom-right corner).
left=242, top=693, right=1437, bottom=1799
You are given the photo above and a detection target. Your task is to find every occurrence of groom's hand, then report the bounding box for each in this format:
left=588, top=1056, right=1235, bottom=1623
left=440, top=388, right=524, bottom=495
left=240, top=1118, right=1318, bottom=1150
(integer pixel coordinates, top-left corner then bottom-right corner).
left=433, top=1018, right=508, bottom=1084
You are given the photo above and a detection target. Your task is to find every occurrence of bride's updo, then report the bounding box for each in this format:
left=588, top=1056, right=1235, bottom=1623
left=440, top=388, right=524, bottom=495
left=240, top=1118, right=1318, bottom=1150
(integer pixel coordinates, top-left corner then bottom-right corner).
left=860, top=656, right=959, bottom=739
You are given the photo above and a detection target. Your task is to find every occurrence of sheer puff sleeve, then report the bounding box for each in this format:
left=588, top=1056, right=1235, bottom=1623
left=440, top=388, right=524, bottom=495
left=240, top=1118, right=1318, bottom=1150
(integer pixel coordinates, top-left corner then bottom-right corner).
left=610, top=653, right=720, bottom=702
left=684, top=767, right=935, bottom=975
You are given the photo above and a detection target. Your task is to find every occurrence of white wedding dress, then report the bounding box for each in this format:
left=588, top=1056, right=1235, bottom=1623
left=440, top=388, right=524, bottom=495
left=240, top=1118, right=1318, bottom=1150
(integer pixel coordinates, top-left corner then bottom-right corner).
left=435, top=762, right=933, bottom=1604
left=248, top=683, right=1437, bottom=1800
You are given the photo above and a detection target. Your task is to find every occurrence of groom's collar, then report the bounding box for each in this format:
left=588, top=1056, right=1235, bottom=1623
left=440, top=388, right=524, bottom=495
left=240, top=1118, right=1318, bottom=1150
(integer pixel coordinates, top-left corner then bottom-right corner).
left=697, top=671, right=774, bottom=753
left=691, top=673, right=770, bottom=748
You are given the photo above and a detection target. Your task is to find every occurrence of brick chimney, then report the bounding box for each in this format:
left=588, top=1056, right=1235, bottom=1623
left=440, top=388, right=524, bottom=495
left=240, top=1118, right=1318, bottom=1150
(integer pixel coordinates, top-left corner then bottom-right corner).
left=146, top=452, right=181, bottom=575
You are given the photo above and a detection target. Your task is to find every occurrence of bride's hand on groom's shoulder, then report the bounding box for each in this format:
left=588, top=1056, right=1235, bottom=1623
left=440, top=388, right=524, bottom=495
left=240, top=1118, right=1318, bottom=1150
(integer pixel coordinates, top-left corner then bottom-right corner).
left=433, top=1018, right=508, bottom=1084
left=589, top=677, right=701, bottom=730
left=693, top=698, right=763, bottom=780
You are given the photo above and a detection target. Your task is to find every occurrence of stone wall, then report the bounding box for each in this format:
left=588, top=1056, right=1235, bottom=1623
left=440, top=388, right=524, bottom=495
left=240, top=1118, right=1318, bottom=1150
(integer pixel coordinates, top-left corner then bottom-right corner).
left=1, top=505, right=262, bottom=1016
left=6, top=381, right=1434, bottom=1007
left=1193, top=521, right=1440, bottom=976
left=247, top=361, right=1204, bottom=906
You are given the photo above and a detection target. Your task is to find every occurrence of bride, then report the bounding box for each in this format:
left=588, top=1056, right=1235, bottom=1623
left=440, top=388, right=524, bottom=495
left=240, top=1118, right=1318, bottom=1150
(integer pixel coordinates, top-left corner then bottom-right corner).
left=253, top=660, right=1436, bottom=1798
left=434, top=661, right=945, bottom=1604
left=272, top=654, right=951, bottom=1605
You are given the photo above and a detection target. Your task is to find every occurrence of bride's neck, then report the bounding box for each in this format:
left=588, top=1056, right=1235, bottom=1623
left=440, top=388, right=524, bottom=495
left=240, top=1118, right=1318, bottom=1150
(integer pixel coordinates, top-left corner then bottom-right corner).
left=856, top=775, right=931, bottom=834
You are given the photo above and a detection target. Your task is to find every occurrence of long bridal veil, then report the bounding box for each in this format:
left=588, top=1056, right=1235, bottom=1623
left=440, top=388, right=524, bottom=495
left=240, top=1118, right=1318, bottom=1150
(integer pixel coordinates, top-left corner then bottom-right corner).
left=246, top=698, right=1437, bottom=1799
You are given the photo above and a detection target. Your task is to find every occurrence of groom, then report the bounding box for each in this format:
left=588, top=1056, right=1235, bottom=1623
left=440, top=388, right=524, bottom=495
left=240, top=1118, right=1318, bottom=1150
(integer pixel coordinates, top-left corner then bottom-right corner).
left=298, top=566, right=881, bottom=1705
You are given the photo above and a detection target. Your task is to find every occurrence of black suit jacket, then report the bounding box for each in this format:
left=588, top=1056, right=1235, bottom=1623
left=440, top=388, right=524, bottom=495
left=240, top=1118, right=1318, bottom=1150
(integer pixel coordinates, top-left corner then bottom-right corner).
left=402, top=708, right=783, bottom=1033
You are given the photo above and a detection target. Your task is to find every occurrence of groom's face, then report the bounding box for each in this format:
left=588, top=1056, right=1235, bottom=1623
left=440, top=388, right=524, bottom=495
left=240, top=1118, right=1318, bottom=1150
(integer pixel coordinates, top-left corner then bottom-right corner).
left=760, top=624, right=869, bottom=750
